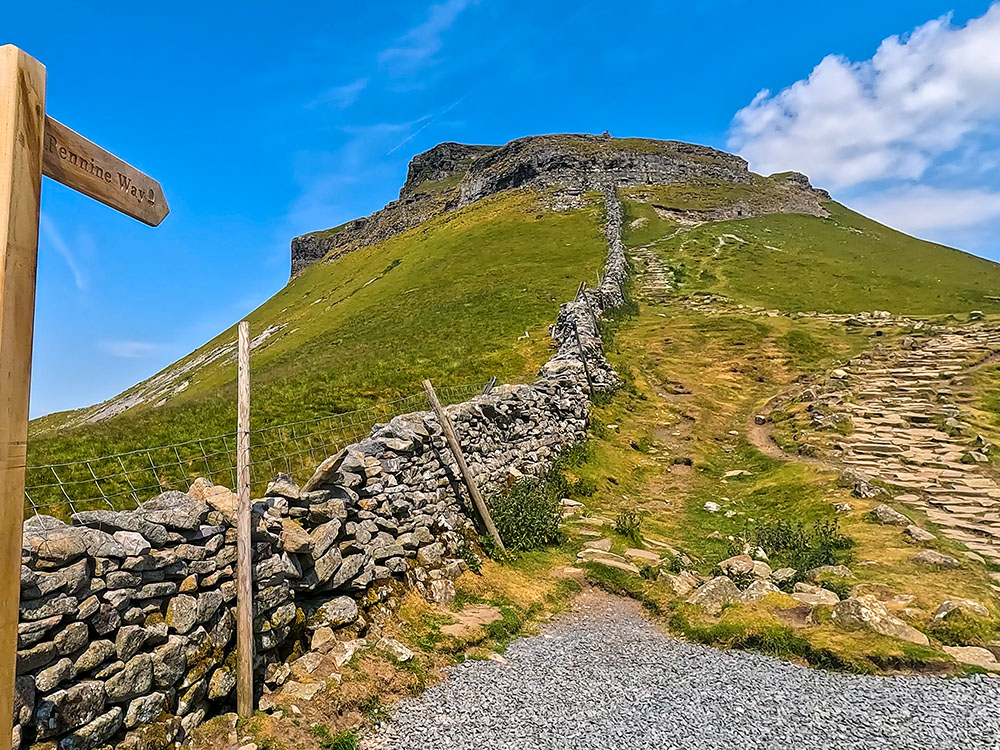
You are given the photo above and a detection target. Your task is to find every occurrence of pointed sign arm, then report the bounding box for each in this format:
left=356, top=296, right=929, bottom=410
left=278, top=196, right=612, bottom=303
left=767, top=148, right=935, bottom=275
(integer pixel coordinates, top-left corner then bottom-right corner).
left=41, top=116, right=169, bottom=226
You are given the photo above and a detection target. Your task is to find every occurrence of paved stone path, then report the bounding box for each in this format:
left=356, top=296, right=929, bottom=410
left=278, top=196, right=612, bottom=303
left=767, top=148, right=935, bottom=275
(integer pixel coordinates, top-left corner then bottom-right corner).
left=365, top=591, right=1000, bottom=749
left=803, top=326, right=1000, bottom=563
left=630, top=245, right=674, bottom=301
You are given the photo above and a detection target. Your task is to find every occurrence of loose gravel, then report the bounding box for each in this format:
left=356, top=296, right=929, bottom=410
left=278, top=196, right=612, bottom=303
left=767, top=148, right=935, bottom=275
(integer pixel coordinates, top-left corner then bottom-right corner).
left=365, top=590, right=1000, bottom=749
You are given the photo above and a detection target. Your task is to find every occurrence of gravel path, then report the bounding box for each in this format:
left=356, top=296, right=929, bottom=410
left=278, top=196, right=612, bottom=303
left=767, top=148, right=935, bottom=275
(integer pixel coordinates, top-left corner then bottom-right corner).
left=365, top=590, right=1000, bottom=749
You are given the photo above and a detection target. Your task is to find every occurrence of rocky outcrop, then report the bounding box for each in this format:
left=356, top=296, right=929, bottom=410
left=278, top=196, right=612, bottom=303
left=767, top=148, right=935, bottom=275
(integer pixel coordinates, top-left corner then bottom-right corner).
left=14, top=187, right=630, bottom=749
left=290, top=133, right=830, bottom=278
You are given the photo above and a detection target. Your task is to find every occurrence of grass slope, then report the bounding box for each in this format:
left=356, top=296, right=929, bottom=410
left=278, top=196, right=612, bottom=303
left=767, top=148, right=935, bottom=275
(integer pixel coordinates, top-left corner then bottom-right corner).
left=624, top=193, right=1000, bottom=315
left=29, top=189, right=607, bottom=468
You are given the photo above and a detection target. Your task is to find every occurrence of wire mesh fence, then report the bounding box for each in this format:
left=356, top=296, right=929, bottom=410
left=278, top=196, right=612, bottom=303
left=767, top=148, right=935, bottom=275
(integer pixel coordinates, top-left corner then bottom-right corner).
left=24, top=381, right=487, bottom=521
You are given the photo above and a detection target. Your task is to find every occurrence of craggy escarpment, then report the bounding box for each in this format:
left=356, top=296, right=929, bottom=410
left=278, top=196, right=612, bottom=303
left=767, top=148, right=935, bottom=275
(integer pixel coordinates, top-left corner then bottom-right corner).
left=13, top=190, right=627, bottom=750
left=290, top=134, right=828, bottom=277
left=289, top=142, right=497, bottom=277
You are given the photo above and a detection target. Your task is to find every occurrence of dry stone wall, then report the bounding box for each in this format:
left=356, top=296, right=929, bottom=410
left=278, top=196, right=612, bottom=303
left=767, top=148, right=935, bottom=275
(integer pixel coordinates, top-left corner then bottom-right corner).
left=14, top=187, right=628, bottom=750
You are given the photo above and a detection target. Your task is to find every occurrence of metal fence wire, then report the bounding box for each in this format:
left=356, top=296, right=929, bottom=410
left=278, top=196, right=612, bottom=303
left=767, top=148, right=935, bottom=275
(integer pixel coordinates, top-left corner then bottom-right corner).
left=24, top=381, right=485, bottom=520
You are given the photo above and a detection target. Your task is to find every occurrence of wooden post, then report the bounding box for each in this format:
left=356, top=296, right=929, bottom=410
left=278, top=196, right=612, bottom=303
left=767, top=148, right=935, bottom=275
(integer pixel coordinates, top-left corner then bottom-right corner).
left=423, top=379, right=505, bottom=551
left=580, top=284, right=601, bottom=333
left=0, top=46, right=45, bottom=750
left=571, top=322, right=596, bottom=399
left=235, top=321, right=253, bottom=717
left=574, top=280, right=585, bottom=302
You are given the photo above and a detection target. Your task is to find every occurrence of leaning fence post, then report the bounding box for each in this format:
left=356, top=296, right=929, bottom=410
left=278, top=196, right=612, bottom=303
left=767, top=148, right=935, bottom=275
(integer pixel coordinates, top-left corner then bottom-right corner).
left=580, top=284, right=601, bottom=334
left=423, top=379, right=505, bottom=551
left=235, top=321, right=254, bottom=717
left=571, top=321, right=597, bottom=399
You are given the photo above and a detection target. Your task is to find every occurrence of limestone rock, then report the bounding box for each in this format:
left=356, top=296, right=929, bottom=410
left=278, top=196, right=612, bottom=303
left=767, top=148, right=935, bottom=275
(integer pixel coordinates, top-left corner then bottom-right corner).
left=912, top=549, right=960, bottom=569
left=903, top=525, right=936, bottom=542
left=943, top=645, right=1000, bottom=671
left=59, top=706, right=122, bottom=750
left=736, top=579, right=782, bottom=603
left=686, top=576, right=739, bottom=616
left=308, top=597, right=359, bottom=631
left=791, top=583, right=840, bottom=607
left=934, top=598, right=990, bottom=620
left=34, top=680, right=106, bottom=738
left=105, top=654, right=153, bottom=702
left=869, top=504, right=909, bottom=526
left=831, top=595, right=928, bottom=645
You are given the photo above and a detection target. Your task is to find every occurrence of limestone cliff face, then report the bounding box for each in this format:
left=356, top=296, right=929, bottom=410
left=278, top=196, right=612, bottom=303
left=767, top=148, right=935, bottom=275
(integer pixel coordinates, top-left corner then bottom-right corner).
left=289, top=133, right=829, bottom=278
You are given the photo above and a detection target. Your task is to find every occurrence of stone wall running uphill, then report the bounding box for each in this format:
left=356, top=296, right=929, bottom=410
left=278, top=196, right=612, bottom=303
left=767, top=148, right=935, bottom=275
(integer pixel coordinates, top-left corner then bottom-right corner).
left=13, top=188, right=628, bottom=750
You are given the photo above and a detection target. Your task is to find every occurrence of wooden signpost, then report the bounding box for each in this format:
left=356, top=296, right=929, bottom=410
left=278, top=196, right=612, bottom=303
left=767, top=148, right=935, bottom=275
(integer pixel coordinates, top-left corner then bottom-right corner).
left=0, top=45, right=169, bottom=748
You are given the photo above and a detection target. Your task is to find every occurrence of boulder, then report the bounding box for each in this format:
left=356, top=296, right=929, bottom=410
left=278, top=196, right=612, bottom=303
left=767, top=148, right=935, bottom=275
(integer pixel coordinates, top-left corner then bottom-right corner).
left=136, top=491, right=208, bottom=530
left=807, top=565, right=852, bottom=580
left=266, top=473, right=301, bottom=500
left=934, top=598, right=990, bottom=620
left=716, top=554, right=754, bottom=577
left=770, top=567, right=797, bottom=586
left=34, top=680, right=106, bottom=738
left=903, top=525, right=936, bottom=542
left=869, top=504, right=909, bottom=526
left=791, top=583, right=840, bottom=607
left=686, top=576, right=739, bottom=616
left=912, top=549, right=961, bottom=569
left=74, top=640, right=115, bottom=674
left=943, top=645, right=1000, bottom=671
left=736, top=579, right=782, bottom=604
left=58, top=706, right=122, bottom=750
left=576, top=548, right=640, bottom=574
left=831, top=595, right=928, bottom=645
left=166, top=595, right=198, bottom=634
left=308, top=596, right=359, bottom=631
left=280, top=519, right=313, bottom=554
left=105, top=653, right=153, bottom=702
left=71, top=511, right=168, bottom=546
left=124, top=692, right=166, bottom=728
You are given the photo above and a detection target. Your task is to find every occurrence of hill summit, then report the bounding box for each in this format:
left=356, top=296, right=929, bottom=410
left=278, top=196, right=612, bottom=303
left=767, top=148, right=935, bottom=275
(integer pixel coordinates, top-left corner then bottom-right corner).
left=289, top=134, right=830, bottom=276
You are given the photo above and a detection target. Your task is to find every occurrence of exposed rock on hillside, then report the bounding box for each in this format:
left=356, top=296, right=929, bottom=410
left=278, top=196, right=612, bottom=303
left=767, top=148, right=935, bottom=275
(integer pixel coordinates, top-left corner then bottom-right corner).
left=290, top=133, right=830, bottom=277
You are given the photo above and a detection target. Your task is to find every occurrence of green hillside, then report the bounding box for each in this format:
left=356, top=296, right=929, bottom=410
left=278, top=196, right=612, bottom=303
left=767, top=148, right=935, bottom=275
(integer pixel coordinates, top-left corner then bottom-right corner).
left=28, top=189, right=607, bottom=468
left=623, top=189, right=1000, bottom=315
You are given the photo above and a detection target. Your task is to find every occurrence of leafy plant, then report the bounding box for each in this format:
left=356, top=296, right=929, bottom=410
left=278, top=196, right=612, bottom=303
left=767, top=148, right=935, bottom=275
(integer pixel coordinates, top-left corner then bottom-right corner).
left=739, top=518, right=853, bottom=572
left=615, top=508, right=645, bottom=544
left=927, top=610, right=998, bottom=647
left=487, top=478, right=563, bottom=552
left=311, top=725, right=359, bottom=750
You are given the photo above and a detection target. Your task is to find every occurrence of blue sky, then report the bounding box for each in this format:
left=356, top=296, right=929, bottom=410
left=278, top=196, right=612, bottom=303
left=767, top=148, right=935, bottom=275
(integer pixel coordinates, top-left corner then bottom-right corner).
left=8, top=0, right=1000, bottom=417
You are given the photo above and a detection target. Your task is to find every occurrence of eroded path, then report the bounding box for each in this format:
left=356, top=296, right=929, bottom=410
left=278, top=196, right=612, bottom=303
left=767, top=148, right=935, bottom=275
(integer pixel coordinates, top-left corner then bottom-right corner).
left=365, top=591, right=1000, bottom=750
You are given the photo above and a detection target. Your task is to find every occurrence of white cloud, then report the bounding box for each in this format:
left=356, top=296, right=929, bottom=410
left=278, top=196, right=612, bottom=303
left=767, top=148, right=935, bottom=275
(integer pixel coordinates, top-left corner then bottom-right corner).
left=39, top=213, right=87, bottom=291
left=728, top=5, right=1000, bottom=190
left=853, top=185, right=1000, bottom=233
left=378, top=0, right=474, bottom=75
left=309, top=77, right=368, bottom=109
left=99, top=340, right=159, bottom=359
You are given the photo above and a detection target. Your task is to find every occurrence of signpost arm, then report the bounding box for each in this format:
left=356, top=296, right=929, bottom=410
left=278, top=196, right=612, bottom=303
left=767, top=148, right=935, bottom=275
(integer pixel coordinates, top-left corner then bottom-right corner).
left=0, top=45, right=45, bottom=750
left=236, top=321, right=254, bottom=716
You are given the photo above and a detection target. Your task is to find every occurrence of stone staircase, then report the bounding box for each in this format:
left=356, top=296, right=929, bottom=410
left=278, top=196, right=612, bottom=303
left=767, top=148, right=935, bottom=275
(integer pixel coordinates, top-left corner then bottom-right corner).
left=830, top=326, right=1000, bottom=561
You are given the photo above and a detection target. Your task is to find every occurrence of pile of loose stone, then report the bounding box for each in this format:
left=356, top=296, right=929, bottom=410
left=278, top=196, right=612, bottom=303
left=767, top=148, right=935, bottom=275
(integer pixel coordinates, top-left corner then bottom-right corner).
left=793, top=322, right=1000, bottom=563
left=14, top=188, right=630, bottom=750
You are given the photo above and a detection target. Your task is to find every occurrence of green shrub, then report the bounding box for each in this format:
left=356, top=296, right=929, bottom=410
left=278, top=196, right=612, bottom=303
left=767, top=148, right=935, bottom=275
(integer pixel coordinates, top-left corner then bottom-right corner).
left=740, top=518, right=853, bottom=571
left=487, top=478, right=563, bottom=552
left=311, top=726, right=359, bottom=750
left=614, top=508, right=645, bottom=544
left=927, top=610, right=998, bottom=647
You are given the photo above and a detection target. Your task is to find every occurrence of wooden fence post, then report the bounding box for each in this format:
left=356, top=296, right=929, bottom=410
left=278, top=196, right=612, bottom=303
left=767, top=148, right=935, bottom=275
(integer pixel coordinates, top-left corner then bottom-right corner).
left=236, top=321, right=254, bottom=716
left=580, top=284, right=601, bottom=334
left=423, top=379, right=505, bottom=551
left=0, top=46, right=45, bottom=750
left=571, top=322, right=596, bottom=399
